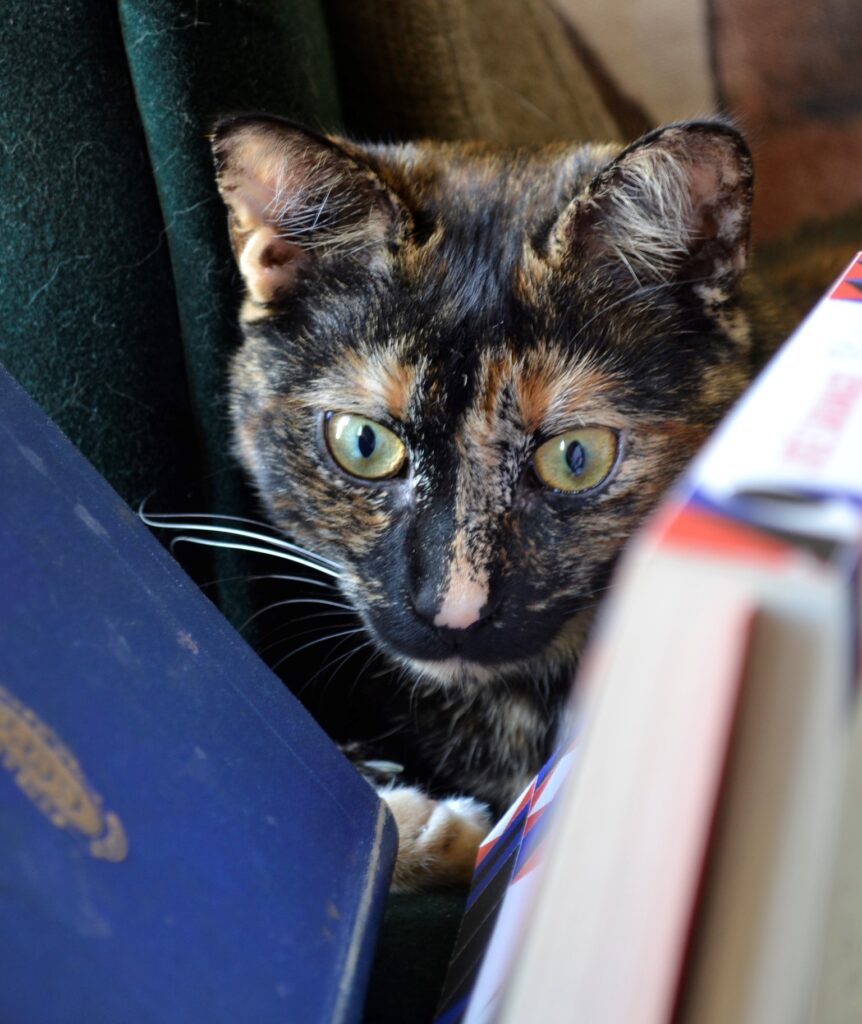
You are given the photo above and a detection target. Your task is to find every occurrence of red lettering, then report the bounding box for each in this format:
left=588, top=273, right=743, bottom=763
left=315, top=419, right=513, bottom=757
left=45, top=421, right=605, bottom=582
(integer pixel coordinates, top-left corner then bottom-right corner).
left=783, top=372, right=862, bottom=468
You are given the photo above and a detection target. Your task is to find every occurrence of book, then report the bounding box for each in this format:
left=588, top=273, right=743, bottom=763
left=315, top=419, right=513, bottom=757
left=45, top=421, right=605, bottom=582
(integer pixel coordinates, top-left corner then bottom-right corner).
left=0, top=367, right=396, bottom=1024
left=812, top=660, right=862, bottom=1023
left=442, top=252, right=862, bottom=1024
left=434, top=748, right=577, bottom=1024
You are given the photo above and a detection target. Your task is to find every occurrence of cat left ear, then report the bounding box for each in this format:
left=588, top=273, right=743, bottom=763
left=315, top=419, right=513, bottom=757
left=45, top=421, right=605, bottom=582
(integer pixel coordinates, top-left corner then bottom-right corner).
left=550, top=121, right=754, bottom=298
left=211, top=116, right=407, bottom=305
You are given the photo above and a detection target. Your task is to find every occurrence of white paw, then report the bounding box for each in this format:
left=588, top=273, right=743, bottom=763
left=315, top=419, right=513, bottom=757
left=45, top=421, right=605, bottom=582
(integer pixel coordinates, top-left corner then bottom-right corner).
left=381, top=786, right=492, bottom=892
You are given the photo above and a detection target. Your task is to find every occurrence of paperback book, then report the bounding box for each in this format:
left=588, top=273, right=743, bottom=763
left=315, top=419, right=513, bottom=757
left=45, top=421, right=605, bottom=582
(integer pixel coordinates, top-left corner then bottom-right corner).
left=437, top=252, right=862, bottom=1024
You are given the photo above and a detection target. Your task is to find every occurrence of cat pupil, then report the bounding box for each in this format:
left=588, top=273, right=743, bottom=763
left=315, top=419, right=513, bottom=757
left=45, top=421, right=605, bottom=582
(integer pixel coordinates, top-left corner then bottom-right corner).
left=566, top=441, right=586, bottom=476
left=358, top=424, right=376, bottom=459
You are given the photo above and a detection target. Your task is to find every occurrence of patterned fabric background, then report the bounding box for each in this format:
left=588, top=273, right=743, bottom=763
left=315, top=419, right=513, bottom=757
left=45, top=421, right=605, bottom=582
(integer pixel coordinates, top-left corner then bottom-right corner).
left=552, top=0, right=862, bottom=243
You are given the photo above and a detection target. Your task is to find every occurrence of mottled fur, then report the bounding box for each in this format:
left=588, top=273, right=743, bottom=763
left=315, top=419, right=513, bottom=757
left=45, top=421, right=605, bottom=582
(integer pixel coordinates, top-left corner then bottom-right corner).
left=212, top=116, right=778, bottom=888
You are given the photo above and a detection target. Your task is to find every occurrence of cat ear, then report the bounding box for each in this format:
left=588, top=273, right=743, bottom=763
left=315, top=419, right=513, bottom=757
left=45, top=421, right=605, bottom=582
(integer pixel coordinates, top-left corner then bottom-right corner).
left=211, top=116, right=407, bottom=304
left=550, top=121, right=754, bottom=298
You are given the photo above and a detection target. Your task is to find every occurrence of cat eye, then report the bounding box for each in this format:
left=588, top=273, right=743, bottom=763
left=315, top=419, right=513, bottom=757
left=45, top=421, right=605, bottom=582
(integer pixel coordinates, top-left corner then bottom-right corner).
left=533, top=427, right=620, bottom=495
left=324, top=413, right=407, bottom=481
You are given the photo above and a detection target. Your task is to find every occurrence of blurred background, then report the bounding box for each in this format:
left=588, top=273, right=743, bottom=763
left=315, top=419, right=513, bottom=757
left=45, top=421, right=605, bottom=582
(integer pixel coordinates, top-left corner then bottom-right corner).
left=556, top=0, right=862, bottom=245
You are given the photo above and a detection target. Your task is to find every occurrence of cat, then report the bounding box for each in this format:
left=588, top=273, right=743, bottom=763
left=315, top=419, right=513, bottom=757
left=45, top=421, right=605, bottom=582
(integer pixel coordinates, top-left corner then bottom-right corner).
left=209, top=114, right=777, bottom=890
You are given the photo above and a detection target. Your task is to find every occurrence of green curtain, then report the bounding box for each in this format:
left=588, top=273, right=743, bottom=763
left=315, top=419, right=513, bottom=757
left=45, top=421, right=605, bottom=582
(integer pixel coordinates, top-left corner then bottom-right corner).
left=0, top=1, right=198, bottom=508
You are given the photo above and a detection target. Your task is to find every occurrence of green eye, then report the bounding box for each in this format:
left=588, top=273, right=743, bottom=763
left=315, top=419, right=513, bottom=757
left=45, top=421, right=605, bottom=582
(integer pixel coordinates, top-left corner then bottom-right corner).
left=324, top=413, right=407, bottom=480
left=533, top=427, right=619, bottom=494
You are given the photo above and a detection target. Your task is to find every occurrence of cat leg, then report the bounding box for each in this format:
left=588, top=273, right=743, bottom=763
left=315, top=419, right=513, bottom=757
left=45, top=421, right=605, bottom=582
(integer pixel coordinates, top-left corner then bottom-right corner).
left=380, top=786, right=491, bottom=893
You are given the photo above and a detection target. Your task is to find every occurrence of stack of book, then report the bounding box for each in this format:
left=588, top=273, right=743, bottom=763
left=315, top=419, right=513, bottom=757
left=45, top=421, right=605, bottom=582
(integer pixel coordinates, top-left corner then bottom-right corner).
left=437, top=253, right=862, bottom=1024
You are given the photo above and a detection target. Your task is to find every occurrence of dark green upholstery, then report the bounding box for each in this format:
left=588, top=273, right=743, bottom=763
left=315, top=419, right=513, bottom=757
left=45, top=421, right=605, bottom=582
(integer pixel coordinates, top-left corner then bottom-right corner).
left=118, top=0, right=341, bottom=622
left=0, top=0, right=341, bottom=621
left=363, top=890, right=469, bottom=1024
left=0, top=2, right=198, bottom=509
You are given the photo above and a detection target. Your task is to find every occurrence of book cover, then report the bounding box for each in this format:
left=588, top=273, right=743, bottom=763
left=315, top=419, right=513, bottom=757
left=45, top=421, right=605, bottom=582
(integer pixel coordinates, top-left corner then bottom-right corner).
left=434, top=747, right=576, bottom=1024
left=0, top=367, right=397, bottom=1023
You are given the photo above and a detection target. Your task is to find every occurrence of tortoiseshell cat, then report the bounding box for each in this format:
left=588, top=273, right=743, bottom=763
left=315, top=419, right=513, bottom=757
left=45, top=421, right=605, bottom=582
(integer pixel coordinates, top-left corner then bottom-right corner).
left=210, top=115, right=776, bottom=889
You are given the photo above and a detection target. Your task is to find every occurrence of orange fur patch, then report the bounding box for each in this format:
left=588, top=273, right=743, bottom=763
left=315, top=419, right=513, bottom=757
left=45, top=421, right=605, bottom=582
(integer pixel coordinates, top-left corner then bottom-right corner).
left=306, top=346, right=419, bottom=422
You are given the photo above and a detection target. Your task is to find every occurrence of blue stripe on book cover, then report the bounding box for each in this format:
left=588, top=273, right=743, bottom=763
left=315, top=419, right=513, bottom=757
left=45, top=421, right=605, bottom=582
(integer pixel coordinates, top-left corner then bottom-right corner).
left=0, top=367, right=397, bottom=1023
left=464, top=802, right=531, bottom=912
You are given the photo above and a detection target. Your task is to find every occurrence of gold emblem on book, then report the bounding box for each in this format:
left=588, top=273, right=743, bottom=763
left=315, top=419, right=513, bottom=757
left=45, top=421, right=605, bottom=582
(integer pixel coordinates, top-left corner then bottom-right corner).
left=0, top=685, right=128, bottom=862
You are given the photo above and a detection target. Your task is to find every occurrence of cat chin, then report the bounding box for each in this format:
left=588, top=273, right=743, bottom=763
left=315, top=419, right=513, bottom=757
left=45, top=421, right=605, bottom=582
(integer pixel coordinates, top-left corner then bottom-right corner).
left=395, top=608, right=596, bottom=693
left=400, top=650, right=572, bottom=694
left=399, top=655, right=502, bottom=689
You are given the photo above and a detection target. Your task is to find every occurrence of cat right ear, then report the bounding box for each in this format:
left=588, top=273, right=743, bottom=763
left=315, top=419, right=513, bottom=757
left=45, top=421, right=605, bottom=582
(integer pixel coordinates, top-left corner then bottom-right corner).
left=547, top=120, right=754, bottom=300
left=210, top=116, right=407, bottom=305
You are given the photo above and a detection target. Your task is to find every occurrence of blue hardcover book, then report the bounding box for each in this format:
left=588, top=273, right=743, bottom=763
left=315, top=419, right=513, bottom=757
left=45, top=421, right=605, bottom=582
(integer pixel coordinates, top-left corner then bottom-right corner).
left=0, top=367, right=396, bottom=1023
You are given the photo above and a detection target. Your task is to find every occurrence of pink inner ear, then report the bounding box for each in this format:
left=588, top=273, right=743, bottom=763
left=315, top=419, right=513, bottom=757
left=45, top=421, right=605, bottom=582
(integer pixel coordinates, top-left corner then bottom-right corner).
left=258, top=237, right=308, bottom=296
left=685, top=147, right=749, bottom=276
left=260, top=236, right=304, bottom=270
left=688, top=149, right=742, bottom=209
left=689, top=162, right=723, bottom=212
left=239, top=226, right=309, bottom=303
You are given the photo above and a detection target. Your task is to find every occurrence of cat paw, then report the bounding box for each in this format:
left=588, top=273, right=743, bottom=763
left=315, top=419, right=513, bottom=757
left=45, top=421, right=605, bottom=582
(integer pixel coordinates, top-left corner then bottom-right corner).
left=380, top=786, right=492, bottom=892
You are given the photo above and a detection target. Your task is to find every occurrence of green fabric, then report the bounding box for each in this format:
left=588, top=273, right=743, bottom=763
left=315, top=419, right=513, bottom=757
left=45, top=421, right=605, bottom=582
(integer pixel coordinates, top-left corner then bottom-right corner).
left=117, top=0, right=341, bottom=622
left=362, top=889, right=469, bottom=1024
left=117, top=0, right=340, bottom=484
left=0, top=0, right=199, bottom=508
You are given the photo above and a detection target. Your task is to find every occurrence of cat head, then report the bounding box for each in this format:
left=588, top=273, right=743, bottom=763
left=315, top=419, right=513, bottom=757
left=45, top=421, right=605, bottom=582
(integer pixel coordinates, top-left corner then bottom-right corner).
left=211, top=115, right=755, bottom=692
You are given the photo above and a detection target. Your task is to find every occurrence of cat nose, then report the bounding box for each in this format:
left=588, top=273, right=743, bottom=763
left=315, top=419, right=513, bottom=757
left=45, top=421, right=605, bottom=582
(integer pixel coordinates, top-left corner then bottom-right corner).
left=433, top=579, right=488, bottom=630
left=410, top=577, right=493, bottom=631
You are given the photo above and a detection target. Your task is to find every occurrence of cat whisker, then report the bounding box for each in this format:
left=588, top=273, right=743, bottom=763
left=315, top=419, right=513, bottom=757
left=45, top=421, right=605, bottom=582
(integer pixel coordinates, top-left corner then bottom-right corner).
left=199, top=572, right=334, bottom=591
left=238, top=596, right=354, bottom=632
left=288, top=607, right=356, bottom=625
left=561, top=600, right=602, bottom=618
left=299, top=636, right=376, bottom=698
left=257, top=620, right=357, bottom=656
left=138, top=508, right=293, bottom=536
left=264, top=607, right=357, bottom=644
left=336, top=639, right=379, bottom=698
left=368, top=664, right=399, bottom=684
left=253, top=608, right=356, bottom=650
left=164, top=535, right=342, bottom=579
left=342, top=644, right=390, bottom=704
left=542, top=579, right=617, bottom=615
left=553, top=593, right=608, bottom=619
left=139, top=507, right=342, bottom=571
left=404, top=664, right=428, bottom=718
left=271, top=626, right=366, bottom=671
left=362, top=716, right=407, bottom=747
left=351, top=645, right=387, bottom=691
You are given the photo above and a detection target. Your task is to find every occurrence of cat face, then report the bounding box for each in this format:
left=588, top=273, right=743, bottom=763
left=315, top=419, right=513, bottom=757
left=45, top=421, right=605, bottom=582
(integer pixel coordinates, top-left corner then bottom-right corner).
left=212, top=117, right=754, bottom=692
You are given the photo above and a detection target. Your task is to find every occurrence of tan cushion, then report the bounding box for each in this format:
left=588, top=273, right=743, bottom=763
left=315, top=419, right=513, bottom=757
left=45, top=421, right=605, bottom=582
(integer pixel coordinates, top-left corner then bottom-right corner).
left=322, top=0, right=622, bottom=144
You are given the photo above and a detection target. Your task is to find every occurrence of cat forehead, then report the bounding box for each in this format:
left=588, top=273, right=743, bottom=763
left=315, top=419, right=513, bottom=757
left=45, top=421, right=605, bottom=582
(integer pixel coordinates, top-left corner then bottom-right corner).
left=301, top=343, right=624, bottom=433
left=342, top=140, right=611, bottom=295
left=359, top=139, right=619, bottom=215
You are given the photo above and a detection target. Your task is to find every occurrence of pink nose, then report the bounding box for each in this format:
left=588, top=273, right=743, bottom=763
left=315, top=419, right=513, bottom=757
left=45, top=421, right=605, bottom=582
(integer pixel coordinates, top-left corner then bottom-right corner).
left=433, top=579, right=487, bottom=630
